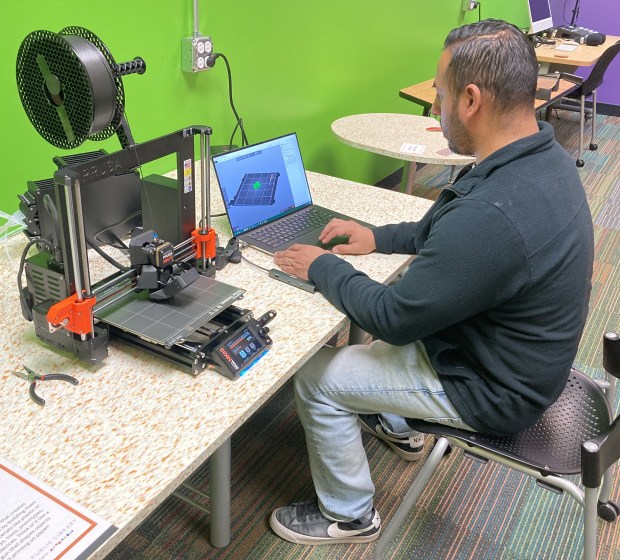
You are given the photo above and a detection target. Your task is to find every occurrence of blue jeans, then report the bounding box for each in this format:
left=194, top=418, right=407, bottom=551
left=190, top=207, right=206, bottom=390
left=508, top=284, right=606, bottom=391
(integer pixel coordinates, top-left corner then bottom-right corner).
left=294, top=339, right=474, bottom=522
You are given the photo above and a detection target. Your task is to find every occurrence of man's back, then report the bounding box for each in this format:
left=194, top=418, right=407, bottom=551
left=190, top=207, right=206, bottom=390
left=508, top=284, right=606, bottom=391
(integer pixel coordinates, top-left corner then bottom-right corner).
left=420, top=122, right=594, bottom=435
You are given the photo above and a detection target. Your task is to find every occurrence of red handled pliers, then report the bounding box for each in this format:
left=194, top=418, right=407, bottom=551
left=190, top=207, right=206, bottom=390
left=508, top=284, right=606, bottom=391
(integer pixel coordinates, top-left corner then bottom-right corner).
left=10, top=365, right=79, bottom=406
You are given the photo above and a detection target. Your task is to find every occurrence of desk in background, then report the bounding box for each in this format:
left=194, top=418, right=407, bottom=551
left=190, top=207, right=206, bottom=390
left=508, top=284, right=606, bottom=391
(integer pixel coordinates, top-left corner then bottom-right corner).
left=535, top=34, right=620, bottom=73
left=399, top=75, right=580, bottom=117
left=398, top=36, right=620, bottom=115
left=0, top=170, right=432, bottom=558
left=332, top=113, right=475, bottom=195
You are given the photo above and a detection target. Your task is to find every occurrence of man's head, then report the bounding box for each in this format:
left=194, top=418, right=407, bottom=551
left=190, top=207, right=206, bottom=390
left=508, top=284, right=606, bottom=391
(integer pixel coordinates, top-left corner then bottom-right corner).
left=432, top=19, right=539, bottom=156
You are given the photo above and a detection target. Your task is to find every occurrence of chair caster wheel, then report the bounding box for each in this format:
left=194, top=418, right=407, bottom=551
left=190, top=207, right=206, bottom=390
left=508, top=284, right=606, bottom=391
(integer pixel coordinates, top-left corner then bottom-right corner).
left=576, top=159, right=585, bottom=168
left=589, top=143, right=598, bottom=151
left=597, top=500, right=620, bottom=522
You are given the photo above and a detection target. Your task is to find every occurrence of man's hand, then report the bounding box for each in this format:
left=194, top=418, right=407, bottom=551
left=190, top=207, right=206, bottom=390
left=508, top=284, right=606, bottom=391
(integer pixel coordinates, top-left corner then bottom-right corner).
left=319, top=219, right=376, bottom=255
left=274, top=244, right=330, bottom=280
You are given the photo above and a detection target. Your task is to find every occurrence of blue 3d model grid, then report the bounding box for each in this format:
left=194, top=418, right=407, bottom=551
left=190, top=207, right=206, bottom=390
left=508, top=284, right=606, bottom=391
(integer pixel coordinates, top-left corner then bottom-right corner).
left=230, top=172, right=280, bottom=206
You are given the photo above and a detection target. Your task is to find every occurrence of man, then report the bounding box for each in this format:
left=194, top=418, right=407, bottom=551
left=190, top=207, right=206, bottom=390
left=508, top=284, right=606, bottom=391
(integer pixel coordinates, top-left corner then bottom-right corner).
left=269, top=19, right=594, bottom=546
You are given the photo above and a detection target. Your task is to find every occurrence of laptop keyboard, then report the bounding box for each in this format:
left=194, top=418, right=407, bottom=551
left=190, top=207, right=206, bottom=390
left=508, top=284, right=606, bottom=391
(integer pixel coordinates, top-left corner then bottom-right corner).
left=247, top=207, right=335, bottom=248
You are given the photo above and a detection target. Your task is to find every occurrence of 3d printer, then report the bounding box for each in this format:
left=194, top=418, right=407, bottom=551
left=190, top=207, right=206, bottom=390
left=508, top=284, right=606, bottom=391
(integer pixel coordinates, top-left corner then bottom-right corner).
left=15, top=26, right=275, bottom=379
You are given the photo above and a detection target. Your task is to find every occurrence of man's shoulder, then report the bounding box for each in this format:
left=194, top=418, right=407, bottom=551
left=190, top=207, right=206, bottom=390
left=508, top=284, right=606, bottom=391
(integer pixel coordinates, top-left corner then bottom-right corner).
left=462, top=145, right=584, bottom=205
left=454, top=124, right=580, bottom=199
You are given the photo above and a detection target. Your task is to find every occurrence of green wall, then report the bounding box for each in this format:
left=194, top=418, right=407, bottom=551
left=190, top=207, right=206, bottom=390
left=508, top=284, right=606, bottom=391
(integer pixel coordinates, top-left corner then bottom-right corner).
left=0, top=0, right=528, bottom=216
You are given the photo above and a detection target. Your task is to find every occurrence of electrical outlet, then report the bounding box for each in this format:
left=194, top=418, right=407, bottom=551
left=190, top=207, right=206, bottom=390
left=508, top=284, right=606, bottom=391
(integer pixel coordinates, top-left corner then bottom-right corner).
left=181, top=35, right=213, bottom=73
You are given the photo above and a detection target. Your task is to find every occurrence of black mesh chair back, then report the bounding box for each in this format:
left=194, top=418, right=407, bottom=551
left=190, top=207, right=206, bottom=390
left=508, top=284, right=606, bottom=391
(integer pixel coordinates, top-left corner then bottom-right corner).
left=373, top=333, right=620, bottom=560
left=571, top=40, right=620, bottom=98
left=562, top=41, right=620, bottom=166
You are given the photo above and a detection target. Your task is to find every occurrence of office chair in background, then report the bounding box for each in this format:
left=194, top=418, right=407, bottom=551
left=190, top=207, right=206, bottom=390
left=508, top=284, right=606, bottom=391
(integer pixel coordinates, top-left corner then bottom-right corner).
left=374, top=332, right=620, bottom=560
left=554, top=40, right=620, bottom=167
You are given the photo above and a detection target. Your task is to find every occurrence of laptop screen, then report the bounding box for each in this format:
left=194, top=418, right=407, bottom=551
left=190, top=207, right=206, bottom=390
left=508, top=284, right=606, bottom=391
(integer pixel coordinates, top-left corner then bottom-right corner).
left=212, top=133, right=313, bottom=237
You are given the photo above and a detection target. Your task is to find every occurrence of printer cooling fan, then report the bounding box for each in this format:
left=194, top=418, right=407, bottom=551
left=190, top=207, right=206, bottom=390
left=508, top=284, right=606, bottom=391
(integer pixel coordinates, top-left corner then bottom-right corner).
left=16, top=26, right=145, bottom=149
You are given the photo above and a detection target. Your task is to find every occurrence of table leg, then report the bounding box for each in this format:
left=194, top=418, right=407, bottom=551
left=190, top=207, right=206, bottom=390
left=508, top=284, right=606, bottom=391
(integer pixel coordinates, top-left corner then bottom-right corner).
left=400, top=161, right=417, bottom=195
left=210, top=438, right=231, bottom=547
left=348, top=323, right=370, bottom=345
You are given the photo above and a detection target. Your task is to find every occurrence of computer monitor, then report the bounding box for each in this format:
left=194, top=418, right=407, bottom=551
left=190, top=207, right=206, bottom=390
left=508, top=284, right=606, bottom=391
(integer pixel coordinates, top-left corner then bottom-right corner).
left=527, top=0, right=554, bottom=34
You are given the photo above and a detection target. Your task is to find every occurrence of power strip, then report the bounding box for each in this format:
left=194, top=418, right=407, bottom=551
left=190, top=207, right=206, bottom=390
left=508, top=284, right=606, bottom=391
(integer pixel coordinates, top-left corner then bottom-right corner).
left=181, top=35, right=213, bottom=73
left=268, top=269, right=317, bottom=293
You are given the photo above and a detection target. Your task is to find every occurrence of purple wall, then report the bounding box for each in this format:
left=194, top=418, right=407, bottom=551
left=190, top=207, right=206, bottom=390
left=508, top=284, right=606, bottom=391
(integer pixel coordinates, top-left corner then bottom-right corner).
left=548, top=0, right=620, bottom=106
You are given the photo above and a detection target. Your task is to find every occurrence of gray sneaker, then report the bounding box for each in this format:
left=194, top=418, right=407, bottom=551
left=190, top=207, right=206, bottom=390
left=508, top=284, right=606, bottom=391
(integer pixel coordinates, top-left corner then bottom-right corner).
left=269, top=500, right=381, bottom=545
left=359, top=414, right=425, bottom=461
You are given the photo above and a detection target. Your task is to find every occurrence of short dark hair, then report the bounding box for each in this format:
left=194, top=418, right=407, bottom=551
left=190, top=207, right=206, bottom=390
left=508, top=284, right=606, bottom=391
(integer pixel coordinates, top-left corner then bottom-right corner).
left=444, top=19, right=538, bottom=112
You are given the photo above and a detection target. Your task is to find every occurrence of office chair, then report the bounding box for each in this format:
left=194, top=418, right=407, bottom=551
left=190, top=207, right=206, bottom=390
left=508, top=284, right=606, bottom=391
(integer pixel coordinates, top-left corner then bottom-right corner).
left=374, top=332, right=620, bottom=560
left=557, top=41, right=620, bottom=167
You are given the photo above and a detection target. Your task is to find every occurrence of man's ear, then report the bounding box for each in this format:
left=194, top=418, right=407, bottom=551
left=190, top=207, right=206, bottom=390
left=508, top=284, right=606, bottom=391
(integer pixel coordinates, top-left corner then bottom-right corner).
left=460, top=83, right=483, bottom=120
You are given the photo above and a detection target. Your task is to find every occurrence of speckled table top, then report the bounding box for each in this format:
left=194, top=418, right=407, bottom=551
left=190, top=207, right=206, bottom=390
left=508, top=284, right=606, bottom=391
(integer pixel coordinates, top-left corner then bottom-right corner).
left=0, top=169, right=432, bottom=558
left=331, top=113, right=475, bottom=166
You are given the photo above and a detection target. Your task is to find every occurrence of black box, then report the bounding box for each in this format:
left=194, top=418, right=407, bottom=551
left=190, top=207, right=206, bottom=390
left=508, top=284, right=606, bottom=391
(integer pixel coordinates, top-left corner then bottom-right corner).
left=141, top=174, right=186, bottom=245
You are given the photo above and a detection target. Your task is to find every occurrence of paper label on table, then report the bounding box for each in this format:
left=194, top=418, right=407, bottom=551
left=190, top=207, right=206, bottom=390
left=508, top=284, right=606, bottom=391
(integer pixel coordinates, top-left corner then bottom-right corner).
left=399, top=143, right=426, bottom=155
left=0, top=456, right=116, bottom=560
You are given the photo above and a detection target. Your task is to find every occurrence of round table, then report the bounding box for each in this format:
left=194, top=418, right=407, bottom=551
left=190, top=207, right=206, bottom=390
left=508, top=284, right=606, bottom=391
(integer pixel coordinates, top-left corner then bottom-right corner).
left=331, top=113, right=475, bottom=194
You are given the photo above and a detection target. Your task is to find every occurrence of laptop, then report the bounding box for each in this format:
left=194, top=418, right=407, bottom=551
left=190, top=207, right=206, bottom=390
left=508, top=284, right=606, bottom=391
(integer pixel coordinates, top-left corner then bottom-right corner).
left=212, top=133, right=373, bottom=254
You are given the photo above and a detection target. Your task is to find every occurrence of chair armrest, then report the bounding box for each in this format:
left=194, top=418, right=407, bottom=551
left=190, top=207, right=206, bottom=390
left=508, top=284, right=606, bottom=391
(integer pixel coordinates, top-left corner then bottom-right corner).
left=582, top=416, right=620, bottom=488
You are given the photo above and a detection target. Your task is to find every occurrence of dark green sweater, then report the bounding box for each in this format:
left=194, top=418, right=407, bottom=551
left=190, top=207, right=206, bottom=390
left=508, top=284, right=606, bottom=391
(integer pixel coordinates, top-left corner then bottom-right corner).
left=308, top=122, right=594, bottom=435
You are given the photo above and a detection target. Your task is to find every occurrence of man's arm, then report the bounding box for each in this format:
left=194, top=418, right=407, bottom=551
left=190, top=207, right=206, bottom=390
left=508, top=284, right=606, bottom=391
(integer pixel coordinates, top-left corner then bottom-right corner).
left=372, top=222, right=420, bottom=255
left=273, top=219, right=421, bottom=280
left=308, top=201, right=529, bottom=345
left=319, top=219, right=421, bottom=256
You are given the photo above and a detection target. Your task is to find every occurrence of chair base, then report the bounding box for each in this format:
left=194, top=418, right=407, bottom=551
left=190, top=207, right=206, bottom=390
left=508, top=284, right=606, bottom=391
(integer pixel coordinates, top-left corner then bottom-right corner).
left=373, top=438, right=606, bottom=560
left=598, top=500, right=620, bottom=522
